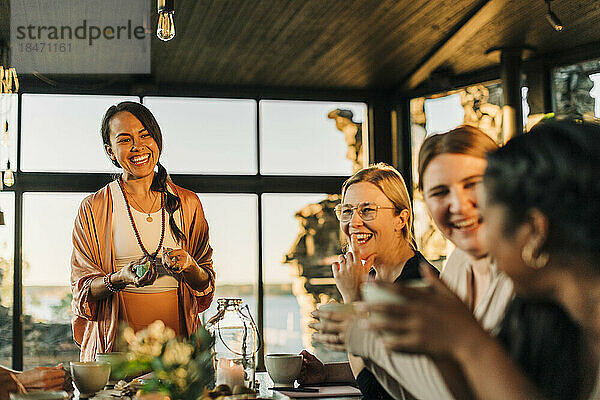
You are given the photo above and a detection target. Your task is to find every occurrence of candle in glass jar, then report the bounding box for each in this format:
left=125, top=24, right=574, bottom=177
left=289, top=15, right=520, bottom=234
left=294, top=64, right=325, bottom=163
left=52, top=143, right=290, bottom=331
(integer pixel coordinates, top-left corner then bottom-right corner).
left=216, top=359, right=245, bottom=388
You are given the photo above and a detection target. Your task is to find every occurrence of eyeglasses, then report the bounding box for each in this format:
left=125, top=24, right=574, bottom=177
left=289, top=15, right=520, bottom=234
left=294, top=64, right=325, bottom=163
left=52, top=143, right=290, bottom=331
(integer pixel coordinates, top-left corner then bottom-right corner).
left=334, top=202, right=395, bottom=222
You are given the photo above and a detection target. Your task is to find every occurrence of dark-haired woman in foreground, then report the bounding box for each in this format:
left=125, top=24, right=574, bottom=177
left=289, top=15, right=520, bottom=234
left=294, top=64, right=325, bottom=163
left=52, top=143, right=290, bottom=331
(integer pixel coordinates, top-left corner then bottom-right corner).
left=478, top=119, right=599, bottom=398
left=71, top=102, right=215, bottom=361
left=365, top=120, right=599, bottom=399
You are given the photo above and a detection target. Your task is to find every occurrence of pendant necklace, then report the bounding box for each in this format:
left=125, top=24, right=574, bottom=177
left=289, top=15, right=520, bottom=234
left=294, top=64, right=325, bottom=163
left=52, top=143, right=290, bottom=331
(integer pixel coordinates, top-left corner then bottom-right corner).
left=120, top=180, right=160, bottom=222
left=118, top=178, right=166, bottom=259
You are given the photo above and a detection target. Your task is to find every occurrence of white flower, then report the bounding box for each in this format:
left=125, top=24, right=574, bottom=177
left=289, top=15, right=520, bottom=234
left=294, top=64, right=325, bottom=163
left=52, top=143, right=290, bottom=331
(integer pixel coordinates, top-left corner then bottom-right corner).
left=125, top=320, right=177, bottom=359
left=162, top=341, right=194, bottom=367
left=172, top=367, right=188, bottom=390
left=151, top=321, right=176, bottom=342
left=123, top=327, right=136, bottom=344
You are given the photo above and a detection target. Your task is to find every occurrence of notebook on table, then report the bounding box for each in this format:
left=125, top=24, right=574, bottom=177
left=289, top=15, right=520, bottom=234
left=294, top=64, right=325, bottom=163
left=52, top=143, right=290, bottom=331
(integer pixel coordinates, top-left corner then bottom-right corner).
left=273, top=385, right=362, bottom=398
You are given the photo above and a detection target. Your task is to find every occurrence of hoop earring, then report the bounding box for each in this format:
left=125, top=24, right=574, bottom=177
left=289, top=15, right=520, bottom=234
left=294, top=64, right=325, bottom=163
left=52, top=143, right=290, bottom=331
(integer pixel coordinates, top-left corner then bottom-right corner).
left=521, top=242, right=549, bottom=269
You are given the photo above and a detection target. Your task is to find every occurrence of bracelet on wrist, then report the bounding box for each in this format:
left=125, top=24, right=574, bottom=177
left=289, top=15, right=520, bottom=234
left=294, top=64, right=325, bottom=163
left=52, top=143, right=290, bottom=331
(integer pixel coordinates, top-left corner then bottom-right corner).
left=103, top=272, right=123, bottom=293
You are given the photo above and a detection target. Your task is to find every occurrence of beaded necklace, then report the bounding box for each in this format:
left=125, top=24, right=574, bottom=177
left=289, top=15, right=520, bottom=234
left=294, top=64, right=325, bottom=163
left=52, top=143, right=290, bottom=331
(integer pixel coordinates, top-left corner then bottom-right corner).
left=118, top=178, right=165, bottom=259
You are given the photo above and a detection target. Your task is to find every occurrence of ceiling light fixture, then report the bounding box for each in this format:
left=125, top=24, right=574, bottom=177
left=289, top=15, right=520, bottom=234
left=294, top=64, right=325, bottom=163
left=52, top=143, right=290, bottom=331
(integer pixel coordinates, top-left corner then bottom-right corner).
left=157, top=0, right=175, bottom=41
left=3, top=161, right=14, bottom=187
left=545, top=0, right=563, bottom=31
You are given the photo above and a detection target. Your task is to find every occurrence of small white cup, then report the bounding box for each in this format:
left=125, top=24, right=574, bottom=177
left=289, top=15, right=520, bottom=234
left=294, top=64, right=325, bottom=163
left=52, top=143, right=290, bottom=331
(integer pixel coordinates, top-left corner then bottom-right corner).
left=70, top=361, right=111, bottom=397
left=361, top=283, right=406, bottom=305
left=317, top=302, right=354, bottom=313
left=264, top=353, right=303, bottom=387
left=361, top=280, right=430, bottom=305
left=361, top=280, right=430, bottom=331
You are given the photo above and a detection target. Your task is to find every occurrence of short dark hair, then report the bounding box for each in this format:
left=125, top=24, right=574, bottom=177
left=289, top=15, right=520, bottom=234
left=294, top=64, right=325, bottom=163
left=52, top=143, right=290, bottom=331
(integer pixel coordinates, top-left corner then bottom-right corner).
left=484, top=120, right=600, bottom=260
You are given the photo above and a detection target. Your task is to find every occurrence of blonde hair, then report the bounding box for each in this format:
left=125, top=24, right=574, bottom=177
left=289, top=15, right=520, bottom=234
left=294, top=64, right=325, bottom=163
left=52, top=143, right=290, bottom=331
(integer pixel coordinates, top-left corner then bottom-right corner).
left=341, top=163, right=416, bottom=249
left=418, top=125, right=499, bottom=190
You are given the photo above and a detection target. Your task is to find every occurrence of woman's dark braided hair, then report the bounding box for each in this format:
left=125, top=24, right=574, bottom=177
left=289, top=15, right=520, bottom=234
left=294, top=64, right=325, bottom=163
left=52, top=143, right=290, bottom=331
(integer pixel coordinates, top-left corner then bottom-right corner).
left=484, top=119, right=600, bottom=262
left=101, top=101, right=186, bottom=246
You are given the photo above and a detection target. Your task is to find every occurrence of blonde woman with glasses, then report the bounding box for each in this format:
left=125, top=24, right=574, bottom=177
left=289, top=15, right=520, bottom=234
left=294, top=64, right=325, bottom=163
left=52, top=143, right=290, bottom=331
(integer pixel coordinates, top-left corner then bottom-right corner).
left=311, top=126, right=515, bottom=400
left=300, top=163, right=438, bottom=400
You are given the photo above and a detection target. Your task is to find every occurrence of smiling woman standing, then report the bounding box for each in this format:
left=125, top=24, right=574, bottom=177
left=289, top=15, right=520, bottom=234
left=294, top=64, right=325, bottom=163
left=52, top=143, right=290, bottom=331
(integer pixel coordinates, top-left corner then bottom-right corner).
left=71, top=101, right=215, bottom=361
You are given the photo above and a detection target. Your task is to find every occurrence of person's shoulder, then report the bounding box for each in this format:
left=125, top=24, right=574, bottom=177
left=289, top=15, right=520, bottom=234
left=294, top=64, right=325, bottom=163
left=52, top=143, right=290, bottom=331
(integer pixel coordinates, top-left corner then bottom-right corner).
left=443, top=248, right=470, bottom=270
left=168, top=181, right=201, bottom=205
left=414, top=251, right=440, bottom=276
left=489, top=260, right=514, bottom=295
left=168, top=181, right=196, bottom=198
left=440, top=247, right=471, bottom=282
left=79, top=182, right=112, bottom=209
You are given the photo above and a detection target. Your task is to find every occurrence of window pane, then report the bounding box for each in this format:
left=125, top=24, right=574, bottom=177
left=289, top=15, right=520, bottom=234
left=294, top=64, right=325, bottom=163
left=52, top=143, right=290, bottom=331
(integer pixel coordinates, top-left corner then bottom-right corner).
left=260, top=101, right=367, bottom=175
left=22, top=192, right=89, bottom=368
left=0, top=192, right=15, bottom=367
left=21, top=94, right=139, bottom=172
left=424, top=94, right=464, bottom=135
left=0, top=94, right=18, bottom=171
left=262, top=194, right=346, bottom=362
left=143, top=97, right=257, bottom=174
left=552, top=58, right=600, bottom=119
left=198, top=194, right=258, bottom=323
left=592, top=73, right=600, bottom=118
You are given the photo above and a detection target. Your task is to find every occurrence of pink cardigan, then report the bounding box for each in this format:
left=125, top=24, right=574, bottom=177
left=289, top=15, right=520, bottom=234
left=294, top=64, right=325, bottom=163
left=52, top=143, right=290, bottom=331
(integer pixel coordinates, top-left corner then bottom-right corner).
left=70, top=181, right=215, bottom=361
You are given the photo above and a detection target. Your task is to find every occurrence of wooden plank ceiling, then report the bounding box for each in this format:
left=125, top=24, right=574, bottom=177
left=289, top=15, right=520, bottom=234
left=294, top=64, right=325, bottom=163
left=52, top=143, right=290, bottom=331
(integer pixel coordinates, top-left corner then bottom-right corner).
left=1, top=0, right=599, bottom=90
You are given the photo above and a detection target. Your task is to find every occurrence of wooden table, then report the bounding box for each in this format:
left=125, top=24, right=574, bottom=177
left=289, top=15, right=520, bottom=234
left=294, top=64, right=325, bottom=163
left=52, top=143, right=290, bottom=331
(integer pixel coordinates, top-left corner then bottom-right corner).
left=85, top=372, right=362, bottom=399
left=255, top=372, right=362, bottom=399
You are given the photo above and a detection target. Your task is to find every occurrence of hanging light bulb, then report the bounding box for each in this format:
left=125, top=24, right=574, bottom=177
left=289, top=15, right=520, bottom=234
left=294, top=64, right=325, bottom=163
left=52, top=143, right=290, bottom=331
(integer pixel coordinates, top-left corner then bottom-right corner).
left=3, top=160, right=14, bottom=187
left=1, top=120, right=9, bottom=148
left=157, top=0, right=175, bottom=41
left=545, top=0, right=564, bottom=31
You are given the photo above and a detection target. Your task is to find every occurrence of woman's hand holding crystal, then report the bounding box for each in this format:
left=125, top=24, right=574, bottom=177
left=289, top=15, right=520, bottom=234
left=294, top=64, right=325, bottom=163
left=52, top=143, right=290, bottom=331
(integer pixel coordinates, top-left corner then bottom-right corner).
left=114, top=256, right=157, bottom=288
left=163, top=247, right=195, bottom=274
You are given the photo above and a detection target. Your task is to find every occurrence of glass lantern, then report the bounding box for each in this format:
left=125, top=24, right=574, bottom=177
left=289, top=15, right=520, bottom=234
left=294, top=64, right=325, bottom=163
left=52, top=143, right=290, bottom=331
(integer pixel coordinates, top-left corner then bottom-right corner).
left=205, top=298, right=259, bottom=389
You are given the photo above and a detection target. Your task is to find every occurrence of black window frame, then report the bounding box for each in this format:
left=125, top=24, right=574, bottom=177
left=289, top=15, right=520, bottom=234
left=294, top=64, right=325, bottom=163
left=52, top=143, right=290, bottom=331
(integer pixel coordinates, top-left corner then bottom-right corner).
left=7, top=82, right=392, bottom=371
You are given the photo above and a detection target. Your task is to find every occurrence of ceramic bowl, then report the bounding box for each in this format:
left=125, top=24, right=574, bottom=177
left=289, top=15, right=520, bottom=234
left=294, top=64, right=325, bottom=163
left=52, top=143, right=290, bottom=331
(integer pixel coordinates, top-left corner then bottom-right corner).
left=361, top=282, right=406, bottom=305
left=70, top=361, right=111, bottom=396
left=317, top=302, right=354, bottom=313
left=361, top=280, right=430, bottom=305
left=361, top=280, right=431, bottom=330
left=264, top=353, right=303, bottom=387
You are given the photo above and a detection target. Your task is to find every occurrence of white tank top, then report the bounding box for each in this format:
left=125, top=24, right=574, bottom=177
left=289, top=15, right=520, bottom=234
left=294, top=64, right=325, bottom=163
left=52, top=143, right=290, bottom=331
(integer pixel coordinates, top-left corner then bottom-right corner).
left=110, top=180, right=180, bottom=293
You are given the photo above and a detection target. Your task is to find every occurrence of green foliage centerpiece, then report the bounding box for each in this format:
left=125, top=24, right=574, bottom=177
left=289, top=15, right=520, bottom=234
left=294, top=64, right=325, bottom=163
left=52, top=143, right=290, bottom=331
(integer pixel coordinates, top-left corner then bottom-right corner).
left=119, top=320, right=214, bottom=400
